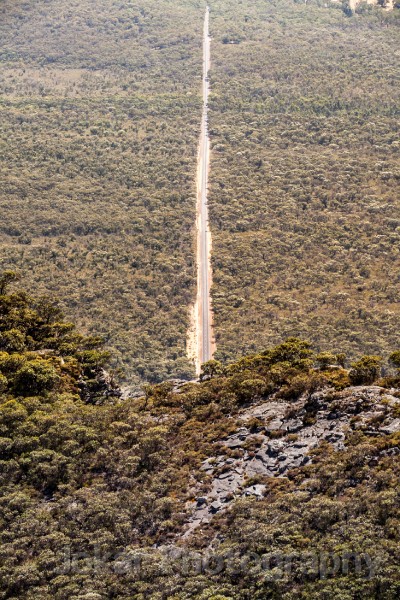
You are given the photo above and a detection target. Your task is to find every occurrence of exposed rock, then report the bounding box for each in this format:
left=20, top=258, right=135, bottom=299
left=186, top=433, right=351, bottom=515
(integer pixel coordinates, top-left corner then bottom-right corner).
left=200, top=459, right=215, bottom=472
left=209, top=501, right=221, bottom=514
left=244, top=484, right=266, bottom=498
left=284, top=419, right=303, bottom=432
left=78, top=368, right=122, bottom=404
left=223, top=428, right=250, bottom=448
left=184, top=385, right=400, bottom=535
left=265, top=418, right=283, bottom=431
left=380, top=418, right=400, bottom=434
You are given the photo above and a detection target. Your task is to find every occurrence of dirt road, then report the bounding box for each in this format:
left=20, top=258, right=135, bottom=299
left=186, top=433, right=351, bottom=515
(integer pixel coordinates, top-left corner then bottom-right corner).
left=188, top=6, right=214, bottom=374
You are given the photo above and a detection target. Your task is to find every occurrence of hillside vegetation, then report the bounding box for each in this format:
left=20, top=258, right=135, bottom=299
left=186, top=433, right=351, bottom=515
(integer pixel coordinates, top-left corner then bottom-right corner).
left=0, top=276, right=399, bottom=598
left=208, top=0, right=400, bottom=363
left=0, top=0, right=205, bottom=385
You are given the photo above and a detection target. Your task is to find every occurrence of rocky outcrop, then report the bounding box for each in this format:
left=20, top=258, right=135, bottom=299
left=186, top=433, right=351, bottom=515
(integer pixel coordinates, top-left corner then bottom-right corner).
left=78, top=367, right=122, bottom=404
left=184, top=385, right=400, bottom=535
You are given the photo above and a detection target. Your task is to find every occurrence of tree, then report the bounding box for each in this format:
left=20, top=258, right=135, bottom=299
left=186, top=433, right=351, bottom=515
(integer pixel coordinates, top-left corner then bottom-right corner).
left=0, top=271, right=20, bottom=295
left=389, top=351, right=400, bottom=371
left=200, top=359, right=225, bottom=381
left=13, top=359, right=60, bottom=396
left=0, top=329, right=26, bottom=353
left=349, top=356, right=383, bottom=385
left=263, top=338, right=314, bottom=370
left=316, top=352, right=337, bottom=370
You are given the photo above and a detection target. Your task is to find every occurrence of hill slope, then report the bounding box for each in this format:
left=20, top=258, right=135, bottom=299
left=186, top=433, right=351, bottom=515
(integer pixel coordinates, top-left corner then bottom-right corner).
left=1, top=277, right=399, bottom=599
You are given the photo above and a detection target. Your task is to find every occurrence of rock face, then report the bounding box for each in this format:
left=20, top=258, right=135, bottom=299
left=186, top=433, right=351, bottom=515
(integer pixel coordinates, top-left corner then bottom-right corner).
left=185, top=386, right=400, bottom=534
left=78, top=368, right=122, bottom=404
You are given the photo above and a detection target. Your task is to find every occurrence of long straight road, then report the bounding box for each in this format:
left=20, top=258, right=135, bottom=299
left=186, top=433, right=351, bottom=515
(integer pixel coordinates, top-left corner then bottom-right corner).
left=196, top=6, right=214, bottom=370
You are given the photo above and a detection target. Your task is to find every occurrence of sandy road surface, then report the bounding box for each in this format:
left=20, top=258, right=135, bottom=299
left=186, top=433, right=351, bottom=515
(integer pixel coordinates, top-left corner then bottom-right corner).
left=187, top=7, right=215, bottom=374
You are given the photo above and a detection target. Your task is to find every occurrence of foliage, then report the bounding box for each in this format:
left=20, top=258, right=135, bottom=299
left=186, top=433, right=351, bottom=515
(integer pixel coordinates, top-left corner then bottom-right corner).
left=208, top=0, right=400, bottom=365
left=0, top=273, right=117, bottom=400
left=389, top=350, right=400, bottom=371
left=1, top=280, right=400, bottom=598
left=1, top=0, right=399, bottom=387
left=349, top=355, right=383, bottom=385
left=0, top=0, right=204, bottom=386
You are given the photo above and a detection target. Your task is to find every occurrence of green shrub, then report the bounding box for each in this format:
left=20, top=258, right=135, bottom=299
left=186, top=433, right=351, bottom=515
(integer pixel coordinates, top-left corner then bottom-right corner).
left=12, top=359, right=60, bottom=396
left=349, top=355, right=383, bottom=385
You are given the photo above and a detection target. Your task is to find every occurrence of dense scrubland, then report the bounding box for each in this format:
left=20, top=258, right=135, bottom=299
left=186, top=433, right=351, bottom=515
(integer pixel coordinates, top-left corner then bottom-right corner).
left=208, top=0, right=400, bottom=363
left=0, top=0, right=206, bottom=385
left=1, top=1, right=399, bottom=597
left=0, top=276, right=399, bottom=599
left=1, top=0, right=399, bottom=385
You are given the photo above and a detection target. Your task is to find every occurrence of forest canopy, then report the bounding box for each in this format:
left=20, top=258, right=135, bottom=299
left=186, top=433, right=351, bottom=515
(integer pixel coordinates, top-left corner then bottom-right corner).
left=0, top=0, right=399, bottom=385
left=0, top=276, right=399, bottom=598
left=0, top=0, right=205, bottom=385
left=208, top=0, right=400, bottom=365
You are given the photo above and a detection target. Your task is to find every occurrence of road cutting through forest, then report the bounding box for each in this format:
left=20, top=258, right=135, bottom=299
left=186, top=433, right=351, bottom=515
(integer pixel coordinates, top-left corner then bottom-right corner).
left=187, top=6, right=215, bottom=375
